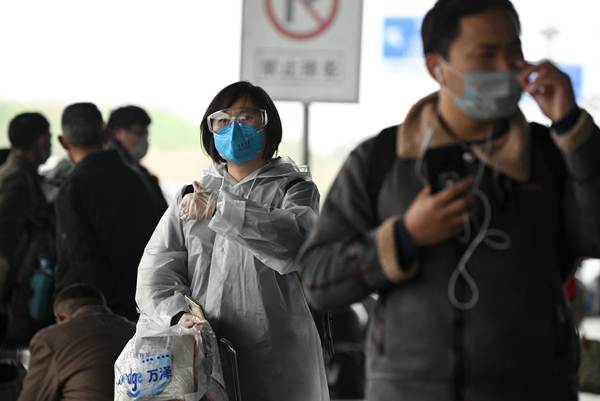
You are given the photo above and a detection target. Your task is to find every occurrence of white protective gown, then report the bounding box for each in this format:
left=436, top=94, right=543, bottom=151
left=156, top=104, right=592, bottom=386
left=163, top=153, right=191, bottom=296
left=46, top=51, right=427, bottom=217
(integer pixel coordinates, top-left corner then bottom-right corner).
left=136, top=156, right=329, bottom=401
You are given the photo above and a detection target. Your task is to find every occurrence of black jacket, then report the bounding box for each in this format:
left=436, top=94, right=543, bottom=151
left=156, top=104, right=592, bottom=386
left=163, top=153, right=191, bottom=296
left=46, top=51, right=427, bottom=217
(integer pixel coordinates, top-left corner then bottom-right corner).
left=110, top=139, right=168, bottom=213
left=55, top=150, right=164, bottom=321
left=299, top=101, right=600, bottom=401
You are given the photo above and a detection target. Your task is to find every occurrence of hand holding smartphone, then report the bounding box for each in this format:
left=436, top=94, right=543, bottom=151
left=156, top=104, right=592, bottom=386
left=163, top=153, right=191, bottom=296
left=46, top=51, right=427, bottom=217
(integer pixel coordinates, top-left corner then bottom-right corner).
left=424, top=144, right=470, bottom=193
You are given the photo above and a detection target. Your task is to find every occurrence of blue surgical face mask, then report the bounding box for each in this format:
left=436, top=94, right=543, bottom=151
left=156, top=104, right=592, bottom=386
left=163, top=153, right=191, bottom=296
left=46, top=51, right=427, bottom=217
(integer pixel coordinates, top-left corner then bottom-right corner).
left=438, top=63, right=523, bottom=121
left=214, top=122, right=264, bottom=164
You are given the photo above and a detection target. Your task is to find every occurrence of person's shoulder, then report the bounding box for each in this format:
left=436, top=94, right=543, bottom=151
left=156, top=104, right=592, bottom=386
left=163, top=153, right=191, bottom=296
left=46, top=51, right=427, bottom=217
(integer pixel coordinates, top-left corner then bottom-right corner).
left=341, top=125, right=400, bottom=171
left=0, top=155, right=32, bottom=183
left=66, top=310, right=135, bottom=335
left=137, top=164, right=159, bottom=181
left=99, top=312, right=137, bottom=335
left=72, top=151, right=133, bottom=186
left=67, top=159, right=100, bottom=185
left=55, top=165, right=87, bottom=201
left=29, top=322, right=63, bottom=350
left=0, top=168, right=27, bottom=193
left=0, top=161, right=15, bottom=181
left=106, top=310, right=137, bottom=326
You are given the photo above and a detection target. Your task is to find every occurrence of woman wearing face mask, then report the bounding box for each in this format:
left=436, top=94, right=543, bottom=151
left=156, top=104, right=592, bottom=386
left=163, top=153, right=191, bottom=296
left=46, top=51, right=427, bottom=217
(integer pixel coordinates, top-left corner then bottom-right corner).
left=135, top=81, right=329, bottom=401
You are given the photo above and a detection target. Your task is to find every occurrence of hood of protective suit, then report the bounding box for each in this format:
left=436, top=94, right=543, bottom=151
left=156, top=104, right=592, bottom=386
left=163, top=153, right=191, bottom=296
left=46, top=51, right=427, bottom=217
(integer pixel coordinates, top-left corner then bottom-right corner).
left=205, top=156, right=311, bottom=183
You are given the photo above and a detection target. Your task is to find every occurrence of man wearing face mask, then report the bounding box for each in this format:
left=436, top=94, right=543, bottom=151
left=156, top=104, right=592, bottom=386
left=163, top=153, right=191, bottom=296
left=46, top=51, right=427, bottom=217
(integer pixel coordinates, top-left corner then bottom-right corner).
left=107, top=105, right=168, bottom=213
left=299, top=1, right=600, bottom=400
left=55, top=103, right=164, bottom=322
left=0, top=113, right=54, bottom=346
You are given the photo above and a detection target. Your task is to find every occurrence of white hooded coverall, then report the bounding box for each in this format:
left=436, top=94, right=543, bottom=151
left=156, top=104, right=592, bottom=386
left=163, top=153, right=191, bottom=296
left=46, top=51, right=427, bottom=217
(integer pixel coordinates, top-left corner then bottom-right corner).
left=135, top=157, right=329, bottom=401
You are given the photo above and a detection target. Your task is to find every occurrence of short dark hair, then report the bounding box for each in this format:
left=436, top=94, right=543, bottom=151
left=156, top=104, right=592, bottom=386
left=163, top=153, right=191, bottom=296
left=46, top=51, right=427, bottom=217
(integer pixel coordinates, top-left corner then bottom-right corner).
left=53, top=283, right=106, bottom=315
left=421, top=0, right=521, bottom=58
left=200, top=81, right=282, bottom=163
left=107, top=105, right=151, bottom=131
left=8, top=113, right=50, bottom=150
left=61, top=102, right=105, bottom=147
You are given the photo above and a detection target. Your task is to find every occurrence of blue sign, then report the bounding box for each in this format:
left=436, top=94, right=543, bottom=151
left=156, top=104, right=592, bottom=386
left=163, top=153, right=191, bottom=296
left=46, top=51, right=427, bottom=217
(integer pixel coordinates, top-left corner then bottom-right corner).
left=383, top=18, right=422, bottom=59
left=560, top=64, right=583, bottom=101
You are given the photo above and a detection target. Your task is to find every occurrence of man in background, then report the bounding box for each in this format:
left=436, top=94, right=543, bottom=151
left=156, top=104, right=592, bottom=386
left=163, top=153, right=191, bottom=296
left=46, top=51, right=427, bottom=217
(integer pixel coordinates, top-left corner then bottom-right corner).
left=107, top=105, right=168, bottom=212
left=17, top=284, right=135, bottom=401
left=0, top=148, right=10, bottom=166
left=299, top=0, right=600, bottom=399
left=55, top=102, right=164, bottom=321
left=0, top=113, right=54, bottom=346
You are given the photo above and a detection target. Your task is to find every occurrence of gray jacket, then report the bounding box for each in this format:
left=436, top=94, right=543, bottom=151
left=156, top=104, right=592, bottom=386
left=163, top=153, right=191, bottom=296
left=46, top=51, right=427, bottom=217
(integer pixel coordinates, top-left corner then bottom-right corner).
left=299, top=96, right=600, bottom=401
left=0, top=152, right=48, bottom=301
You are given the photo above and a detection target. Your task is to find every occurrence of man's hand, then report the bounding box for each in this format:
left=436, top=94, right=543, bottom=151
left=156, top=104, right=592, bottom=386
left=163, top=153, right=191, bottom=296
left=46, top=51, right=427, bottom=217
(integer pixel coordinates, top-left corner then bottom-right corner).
left=177, top=312, right=203, bottom=328
left=517, top=60, right=577, bottom=123
left=404, top=177, right=476, bottom=246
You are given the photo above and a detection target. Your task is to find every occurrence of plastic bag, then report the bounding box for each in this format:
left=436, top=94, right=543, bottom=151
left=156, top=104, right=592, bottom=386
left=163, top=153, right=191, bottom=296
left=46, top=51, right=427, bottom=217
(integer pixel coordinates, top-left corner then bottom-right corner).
left=114, top=321, right=226, bottom=401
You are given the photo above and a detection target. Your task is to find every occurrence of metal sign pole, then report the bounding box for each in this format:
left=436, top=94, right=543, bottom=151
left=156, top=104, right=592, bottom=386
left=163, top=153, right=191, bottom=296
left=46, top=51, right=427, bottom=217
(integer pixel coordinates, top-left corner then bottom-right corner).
left=302, top=102, right=310, bottom=167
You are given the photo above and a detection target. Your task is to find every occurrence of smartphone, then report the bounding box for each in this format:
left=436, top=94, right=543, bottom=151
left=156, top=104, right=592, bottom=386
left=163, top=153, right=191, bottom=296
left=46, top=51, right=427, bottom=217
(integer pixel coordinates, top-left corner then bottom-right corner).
left=424, top=144, right=470, bottom=193
left=184, top=294, right=206, bottom=320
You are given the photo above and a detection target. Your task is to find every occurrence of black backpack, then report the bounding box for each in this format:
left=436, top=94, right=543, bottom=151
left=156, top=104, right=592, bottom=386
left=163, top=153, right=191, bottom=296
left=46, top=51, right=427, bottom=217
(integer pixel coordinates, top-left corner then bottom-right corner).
left=366, top=125, right=399, bottom=215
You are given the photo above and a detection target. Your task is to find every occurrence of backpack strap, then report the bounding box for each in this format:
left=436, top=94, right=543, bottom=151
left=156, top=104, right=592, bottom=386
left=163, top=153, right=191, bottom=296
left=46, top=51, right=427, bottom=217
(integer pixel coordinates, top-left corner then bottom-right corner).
left=366, top=125, right=399, bottom=219
left=284, top=177, right=305, bottom=194
left=181, top=184, right=194, bottom=198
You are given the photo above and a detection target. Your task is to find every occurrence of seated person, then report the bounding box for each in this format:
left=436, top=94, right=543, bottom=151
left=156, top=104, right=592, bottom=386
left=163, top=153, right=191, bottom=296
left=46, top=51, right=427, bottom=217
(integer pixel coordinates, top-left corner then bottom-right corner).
left=17, top=284, right=135, bottom=401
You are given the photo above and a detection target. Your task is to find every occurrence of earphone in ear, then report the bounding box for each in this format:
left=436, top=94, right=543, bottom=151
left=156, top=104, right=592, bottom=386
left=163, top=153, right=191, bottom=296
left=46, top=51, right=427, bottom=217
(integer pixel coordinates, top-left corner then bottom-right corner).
left=433, top=65, right=442, bottom=82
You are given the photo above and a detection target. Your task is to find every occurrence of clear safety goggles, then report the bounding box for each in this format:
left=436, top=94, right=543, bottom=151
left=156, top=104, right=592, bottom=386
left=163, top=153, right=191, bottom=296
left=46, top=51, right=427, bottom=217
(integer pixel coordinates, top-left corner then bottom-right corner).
left=207, top=107, right=268, bottom=134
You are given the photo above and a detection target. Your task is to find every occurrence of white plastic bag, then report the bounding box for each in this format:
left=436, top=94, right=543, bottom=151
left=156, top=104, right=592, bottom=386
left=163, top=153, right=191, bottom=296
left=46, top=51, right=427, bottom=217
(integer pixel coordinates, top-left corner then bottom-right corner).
left=114, top=321, right=226, bottom=401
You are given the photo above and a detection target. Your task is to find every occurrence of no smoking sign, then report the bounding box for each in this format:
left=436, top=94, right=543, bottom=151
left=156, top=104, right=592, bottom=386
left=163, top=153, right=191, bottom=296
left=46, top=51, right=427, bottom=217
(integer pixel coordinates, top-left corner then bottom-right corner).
left=241, top=0, right=362, bottom=102
left=265, top=0, right=339, bottom=40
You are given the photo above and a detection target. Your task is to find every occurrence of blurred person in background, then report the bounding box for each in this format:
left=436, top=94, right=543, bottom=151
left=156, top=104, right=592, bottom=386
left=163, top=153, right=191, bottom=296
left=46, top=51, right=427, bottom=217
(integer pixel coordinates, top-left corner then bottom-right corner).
left=299, top=0, right=600, bottom=400
left=55, top=102, right=164, bottom=322
left=107, top=105, right=168, bottom=211
left=17, top=284, right=135, bottom=401
left=0, top=113, right=55, bottom=347
left=0, top=149, right=9, bottom=166
left=135, top=81, right=329, bottom=401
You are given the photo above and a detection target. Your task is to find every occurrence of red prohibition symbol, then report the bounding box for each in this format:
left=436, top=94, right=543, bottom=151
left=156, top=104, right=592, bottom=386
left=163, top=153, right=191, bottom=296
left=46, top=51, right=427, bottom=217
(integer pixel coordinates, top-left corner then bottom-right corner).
left=265, top=0, right=340, bottom=40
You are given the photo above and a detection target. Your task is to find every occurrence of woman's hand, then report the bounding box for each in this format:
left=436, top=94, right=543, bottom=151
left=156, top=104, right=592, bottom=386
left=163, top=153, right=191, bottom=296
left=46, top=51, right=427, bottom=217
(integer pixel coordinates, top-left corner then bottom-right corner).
left=177, top=312, right=203, bottom=328
left=179, top=181, right=217, bottom=221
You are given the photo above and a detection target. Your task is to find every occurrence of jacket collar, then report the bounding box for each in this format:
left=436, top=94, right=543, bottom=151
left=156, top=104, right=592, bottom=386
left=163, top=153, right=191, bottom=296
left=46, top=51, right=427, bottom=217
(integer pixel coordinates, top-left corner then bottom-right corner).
left=397, top=92, right=531, bottom=182
left=71, top=304, right=112, bottom=319
left=75, top=149, right=121, bottom=169
left=206, top=156, right=311, bottom=182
